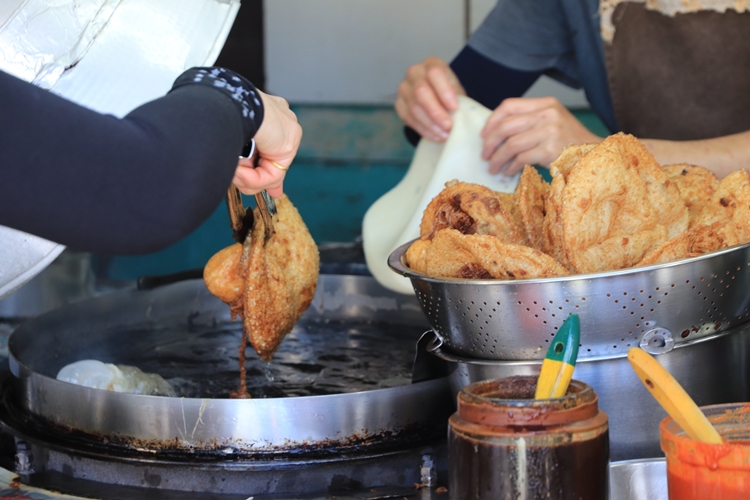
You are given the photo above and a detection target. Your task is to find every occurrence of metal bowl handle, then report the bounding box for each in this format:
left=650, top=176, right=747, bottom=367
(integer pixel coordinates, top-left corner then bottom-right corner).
left=640, top=328, right=675, bottom=355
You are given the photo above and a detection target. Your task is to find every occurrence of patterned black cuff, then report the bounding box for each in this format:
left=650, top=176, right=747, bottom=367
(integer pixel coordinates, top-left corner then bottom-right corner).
left=170, top=67, right=264, bottom=143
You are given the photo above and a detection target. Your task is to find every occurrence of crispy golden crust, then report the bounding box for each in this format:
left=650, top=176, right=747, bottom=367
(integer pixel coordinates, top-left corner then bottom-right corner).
left=404, top=238, right=431, bottom=275
left=612, top=134, right=689, bottom=239
left=638, top=222, right=728, bottom=266
left=694, top=169, right=750, bottom=247
left=204, top=196, right=319, bottom=362
left=406, top=228, right=568, bottom=280
left=243, top=196, right=320, bottom=361
left=570, top=226, right=667, bottom=273
left=541, top=170, right=570, bottom=269
left=419, top=180, right=526, bottom=245
left=514, top=165, right=549, bottom=251
left=663, top=164, right=719, bottom=226
left=549, top=143, right=597, bottom=180
left=204, top=243, right=245, bottom=306
left=561, top=134, right=666, bottom=273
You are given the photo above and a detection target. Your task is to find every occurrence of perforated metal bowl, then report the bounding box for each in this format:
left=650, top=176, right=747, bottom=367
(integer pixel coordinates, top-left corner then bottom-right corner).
left=388, top=240, right=750, bottom=360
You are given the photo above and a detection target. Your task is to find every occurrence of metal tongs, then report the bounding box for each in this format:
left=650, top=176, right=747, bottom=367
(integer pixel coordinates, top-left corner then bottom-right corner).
left=227, top=140, right=278, bottom=244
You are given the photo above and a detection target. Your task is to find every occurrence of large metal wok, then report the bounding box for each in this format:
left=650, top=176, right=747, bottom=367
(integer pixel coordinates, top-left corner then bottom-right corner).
left=7, top=275, right=453, bottom=456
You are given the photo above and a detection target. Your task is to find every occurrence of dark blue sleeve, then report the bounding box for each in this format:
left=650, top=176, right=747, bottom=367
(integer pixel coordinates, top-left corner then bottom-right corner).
left=170, top=67, right=264, bottom=142
left=404, top=46, right=543, bottom=145
left=451, top=45, right=542, bottom=110
left=0, top=68, right=264, bottom=255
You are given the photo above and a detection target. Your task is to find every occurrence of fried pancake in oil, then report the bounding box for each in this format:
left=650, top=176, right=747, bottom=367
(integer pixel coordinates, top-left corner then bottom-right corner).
left=204, top=195, right=319, bottom=386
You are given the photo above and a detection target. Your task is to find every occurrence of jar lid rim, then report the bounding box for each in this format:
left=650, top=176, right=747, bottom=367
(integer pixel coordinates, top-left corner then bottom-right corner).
left=456, top=376, right=599, bottom=426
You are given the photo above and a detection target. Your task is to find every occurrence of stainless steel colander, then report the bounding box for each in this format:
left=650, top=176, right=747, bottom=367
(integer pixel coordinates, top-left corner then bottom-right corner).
left=388, top=240, right=750, bottom=360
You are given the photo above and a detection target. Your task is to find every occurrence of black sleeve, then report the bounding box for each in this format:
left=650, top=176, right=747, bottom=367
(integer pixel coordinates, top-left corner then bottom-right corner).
left=0, top=68, right=263, bottom=255
left=404, top=46, right=544, bottom=146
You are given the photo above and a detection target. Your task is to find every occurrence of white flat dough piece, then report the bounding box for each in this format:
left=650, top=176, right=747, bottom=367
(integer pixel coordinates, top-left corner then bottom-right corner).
left=363, top=96, right=520, bottom=294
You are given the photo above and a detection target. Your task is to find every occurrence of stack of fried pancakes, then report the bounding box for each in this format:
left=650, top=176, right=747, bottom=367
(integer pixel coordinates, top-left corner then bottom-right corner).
left=406, top=133, right=750, bottom=280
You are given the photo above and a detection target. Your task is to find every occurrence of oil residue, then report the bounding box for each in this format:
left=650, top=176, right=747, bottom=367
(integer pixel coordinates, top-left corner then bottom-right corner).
left=97, top=317, right=423, bottom=399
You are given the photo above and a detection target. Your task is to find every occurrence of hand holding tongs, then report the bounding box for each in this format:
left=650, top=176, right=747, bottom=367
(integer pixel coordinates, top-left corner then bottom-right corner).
left=226, top=140, right=278, bottom=244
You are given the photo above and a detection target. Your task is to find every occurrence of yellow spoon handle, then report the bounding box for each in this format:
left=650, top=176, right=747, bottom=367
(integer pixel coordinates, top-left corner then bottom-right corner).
left=628, top=348, right=723, bottom=444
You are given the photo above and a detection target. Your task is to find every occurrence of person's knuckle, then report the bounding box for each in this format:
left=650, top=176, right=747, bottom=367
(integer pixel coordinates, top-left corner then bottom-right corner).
left=544, top=106, right=561, bottom=120
left=406, top=64, right=422, bottom=80
left=409, top=103, right=424, bottom=120
left=504, top=135, right=524, bottom=153
left=414, top=83, right=434, bottom=102
left=544, top=122, right=563, bottom=138
left=426, top=65, right=444, bottom=80
left=487, top=132, right=504, bottom=152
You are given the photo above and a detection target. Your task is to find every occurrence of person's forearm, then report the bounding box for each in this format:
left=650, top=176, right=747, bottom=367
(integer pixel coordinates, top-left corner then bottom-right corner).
left=640, top=131, right=750, bottom=179
left=0, top=70, right=246, bottom=254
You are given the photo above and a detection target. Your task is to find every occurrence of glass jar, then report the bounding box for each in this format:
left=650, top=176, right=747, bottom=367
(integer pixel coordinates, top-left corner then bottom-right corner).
left=661, top=402, right=750, bottom=499
left=448, top=376, right=609, bottom=500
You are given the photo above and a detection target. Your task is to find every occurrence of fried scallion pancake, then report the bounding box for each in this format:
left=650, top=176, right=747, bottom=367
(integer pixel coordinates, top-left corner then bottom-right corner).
left=561, top=134, right=666, bottom=273
left=514, top=165, right=549, bottom=251
left=694, top=169, right=750, bottom=247
left=663, top=164, right=719, bottom=226
left=204, top=195, right=319, bottom=395
left=541, top=169, right=570, bottom=269
left=419, top=180, right=525, bottom=245
left=612, top=135, right=688, bottom=239
left=203, top=243, right=244, bottom=308
left=405, top=228, right=568, bottom=280
left=405, top=133, right=750, bottom=282
left=549, top=143, right=597, bottom=180
left=638, top=222, right=728, bottom=266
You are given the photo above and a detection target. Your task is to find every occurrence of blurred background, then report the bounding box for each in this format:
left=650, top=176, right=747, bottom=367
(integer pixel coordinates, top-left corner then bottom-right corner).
left=5, top=0, right=610, bottom=300
left=97, top=0, right=607, bottom=282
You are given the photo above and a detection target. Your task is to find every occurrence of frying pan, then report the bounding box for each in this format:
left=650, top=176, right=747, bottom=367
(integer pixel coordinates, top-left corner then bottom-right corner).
left=8, top=275, right=453, bottom=455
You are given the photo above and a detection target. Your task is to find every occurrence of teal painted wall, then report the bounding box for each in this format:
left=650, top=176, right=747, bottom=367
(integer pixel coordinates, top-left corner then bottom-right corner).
left=98, top=106, right=609, bottom=280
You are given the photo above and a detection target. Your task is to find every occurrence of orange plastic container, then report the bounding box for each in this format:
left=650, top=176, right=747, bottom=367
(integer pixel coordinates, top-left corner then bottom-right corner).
left=661, top=403, right=750, bottom=499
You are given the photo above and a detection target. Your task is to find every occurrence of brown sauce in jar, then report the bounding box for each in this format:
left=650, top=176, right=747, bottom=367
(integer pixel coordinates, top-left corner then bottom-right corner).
left=448, top=376, right=609, bottom=500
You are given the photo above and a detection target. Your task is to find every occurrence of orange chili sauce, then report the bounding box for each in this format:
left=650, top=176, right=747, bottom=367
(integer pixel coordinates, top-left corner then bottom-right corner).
left=662, top=404, right=750, bottom=499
